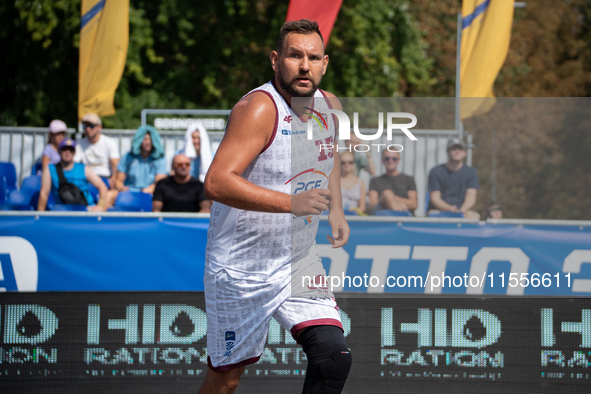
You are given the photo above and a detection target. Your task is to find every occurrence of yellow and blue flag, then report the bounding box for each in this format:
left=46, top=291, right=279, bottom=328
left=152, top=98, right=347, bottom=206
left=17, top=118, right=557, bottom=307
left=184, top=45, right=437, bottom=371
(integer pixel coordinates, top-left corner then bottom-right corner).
left=78, top=0, right=129, bottom=120
left=460, top=0, right=514, bottom=119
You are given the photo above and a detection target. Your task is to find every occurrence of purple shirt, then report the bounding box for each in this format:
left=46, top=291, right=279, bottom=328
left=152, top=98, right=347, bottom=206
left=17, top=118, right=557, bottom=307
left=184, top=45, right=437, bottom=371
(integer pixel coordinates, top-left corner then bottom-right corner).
left=42, top=144, right=61, bottom=165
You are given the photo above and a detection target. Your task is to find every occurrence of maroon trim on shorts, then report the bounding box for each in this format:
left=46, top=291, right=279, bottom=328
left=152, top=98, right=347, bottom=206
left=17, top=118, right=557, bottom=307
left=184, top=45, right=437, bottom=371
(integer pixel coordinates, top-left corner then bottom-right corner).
left=290, top=318, right=344, bottom=342
left=207, top=355, right=261, bottom=372
left=246, top=89, right=278, bottom=154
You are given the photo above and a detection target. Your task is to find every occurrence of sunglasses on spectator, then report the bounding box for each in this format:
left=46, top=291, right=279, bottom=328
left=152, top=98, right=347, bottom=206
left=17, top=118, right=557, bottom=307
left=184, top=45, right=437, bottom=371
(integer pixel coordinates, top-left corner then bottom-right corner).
left=60, top=147, right=75, bottom=153
left=341, top=161, right=354, bottom=165
left=82, top=123, right=98, bottom=129
left=383, top=157, right=398, bottom=162
left=175, top=162, right=191, bottom=167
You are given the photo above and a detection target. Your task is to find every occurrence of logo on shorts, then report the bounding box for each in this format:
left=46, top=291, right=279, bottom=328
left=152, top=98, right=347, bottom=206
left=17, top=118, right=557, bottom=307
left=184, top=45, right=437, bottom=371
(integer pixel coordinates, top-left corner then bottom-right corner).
left=225, top=331, right=236, bottom=341
left=224, top=330, right=236, bottom=355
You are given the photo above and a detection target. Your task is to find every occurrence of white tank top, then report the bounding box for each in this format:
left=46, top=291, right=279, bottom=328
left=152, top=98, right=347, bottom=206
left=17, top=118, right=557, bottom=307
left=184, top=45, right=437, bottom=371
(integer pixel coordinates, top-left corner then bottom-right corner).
left=205, top=80, right=336, bottom=280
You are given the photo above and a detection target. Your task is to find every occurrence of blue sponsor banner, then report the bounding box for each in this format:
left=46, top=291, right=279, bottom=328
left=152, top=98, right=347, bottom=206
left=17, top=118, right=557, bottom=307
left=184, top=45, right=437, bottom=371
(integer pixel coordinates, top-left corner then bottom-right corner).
left=316, top=220, right=591, bottom=296
left=0, top=215, right=209, bottom=292
left=0, top=215, right=590, bottom=295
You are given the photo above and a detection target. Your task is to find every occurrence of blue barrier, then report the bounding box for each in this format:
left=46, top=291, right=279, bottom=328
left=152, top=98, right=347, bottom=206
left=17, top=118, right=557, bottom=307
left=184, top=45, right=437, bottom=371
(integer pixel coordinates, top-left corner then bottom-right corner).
left=0, top=214, right=590, bottom=295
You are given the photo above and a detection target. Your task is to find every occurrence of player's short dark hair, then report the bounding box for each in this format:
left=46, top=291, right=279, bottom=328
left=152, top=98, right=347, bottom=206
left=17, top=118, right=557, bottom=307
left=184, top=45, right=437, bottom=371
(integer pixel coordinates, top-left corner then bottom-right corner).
left=277, top=19, right=324, bottom=54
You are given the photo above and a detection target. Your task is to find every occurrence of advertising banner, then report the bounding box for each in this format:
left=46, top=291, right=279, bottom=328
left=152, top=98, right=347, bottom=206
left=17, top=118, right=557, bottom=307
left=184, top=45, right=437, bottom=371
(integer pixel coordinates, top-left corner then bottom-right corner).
left=0, top=215, right=590, bottom=296
left=0, top=293, right=589, bottom=393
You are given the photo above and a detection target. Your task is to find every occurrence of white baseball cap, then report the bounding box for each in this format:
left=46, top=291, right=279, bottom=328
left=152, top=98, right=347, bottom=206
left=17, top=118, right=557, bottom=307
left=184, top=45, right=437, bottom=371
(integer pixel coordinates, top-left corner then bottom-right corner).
left=49, top=119, right=67, bottom=134
left=81, top=113, right=102, bottom=126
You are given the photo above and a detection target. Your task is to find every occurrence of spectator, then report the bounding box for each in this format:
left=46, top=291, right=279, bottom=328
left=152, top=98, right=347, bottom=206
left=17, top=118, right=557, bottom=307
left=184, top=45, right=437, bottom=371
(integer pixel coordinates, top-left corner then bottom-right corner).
left=41, top=120, right=67, bottom=168
left=153, top=154, right=211, bottom=213
left=74, top=113, right=120, bottom=187
left=344, top=134, right=376, bottom=177
left=176, top=123, right=213, bottom=182
left=38, top=139, right=107, bottom=211
left=115, top=125, right=167, bottom=193
left=486, top=201, right=503, bottom=219
left=340, top=151, right=366, bottom=213
left=368, top=150, right=417, bottom=214
left=428, top=138, right=480, bottom=219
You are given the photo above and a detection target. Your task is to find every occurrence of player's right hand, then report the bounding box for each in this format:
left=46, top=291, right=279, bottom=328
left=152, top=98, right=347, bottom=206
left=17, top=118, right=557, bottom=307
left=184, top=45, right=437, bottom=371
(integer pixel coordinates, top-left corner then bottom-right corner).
left=291, top=188, right=332, bottom=217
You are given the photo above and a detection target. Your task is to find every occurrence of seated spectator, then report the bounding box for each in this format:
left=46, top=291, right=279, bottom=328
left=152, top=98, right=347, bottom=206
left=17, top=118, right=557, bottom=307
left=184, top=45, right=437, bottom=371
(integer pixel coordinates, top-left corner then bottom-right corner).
left=41, top=120, right=67, bottom=168
left=340, top=151, right=366, bottom=213
left=486, top=201, right=503, bottom=219
left=153, top=154, right=211, bottom=213
left=344, top=134, right=376, bottom=177
left=115, top=125, right=167, bottom=194
left=368, top=150, right=417, bottom=214
left=74, top=113, right=120, bottom=187
left=175, top=123, right=213, bottom=182
left=427, top=138, right=480, bottom=219
left=37, top=139, right=108, bottom=211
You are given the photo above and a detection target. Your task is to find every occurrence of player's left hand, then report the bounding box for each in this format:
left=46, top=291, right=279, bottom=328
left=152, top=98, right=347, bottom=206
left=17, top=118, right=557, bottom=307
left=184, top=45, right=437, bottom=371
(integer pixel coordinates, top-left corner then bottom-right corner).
left=326, top=212, right=350, bottom=249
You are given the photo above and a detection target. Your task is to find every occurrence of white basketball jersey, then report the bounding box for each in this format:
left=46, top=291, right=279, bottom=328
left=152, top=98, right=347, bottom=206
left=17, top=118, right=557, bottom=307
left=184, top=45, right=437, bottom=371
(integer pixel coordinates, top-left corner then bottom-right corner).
left=205, top=80, right=336, bottom=280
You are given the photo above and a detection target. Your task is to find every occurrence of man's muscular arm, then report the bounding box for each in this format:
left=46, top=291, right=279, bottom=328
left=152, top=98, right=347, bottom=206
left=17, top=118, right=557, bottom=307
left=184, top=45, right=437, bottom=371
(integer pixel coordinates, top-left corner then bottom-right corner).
left=204, top=92, right=330, bottom=216
left=326, top=148, right=350, bottom=248
left=204, top=92, right=289, bottom=212
left=322, top=91, right=349, bottom=248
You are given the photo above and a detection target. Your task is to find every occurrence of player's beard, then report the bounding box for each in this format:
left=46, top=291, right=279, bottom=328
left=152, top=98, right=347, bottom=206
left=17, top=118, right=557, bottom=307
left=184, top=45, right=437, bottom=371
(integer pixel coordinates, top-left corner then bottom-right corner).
left=278, top=69, right=319, bottom=98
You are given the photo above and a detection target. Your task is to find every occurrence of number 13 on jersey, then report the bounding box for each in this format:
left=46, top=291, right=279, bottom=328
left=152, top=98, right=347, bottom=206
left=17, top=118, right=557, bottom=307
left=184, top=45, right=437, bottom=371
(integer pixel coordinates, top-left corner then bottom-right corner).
left=315, top=137, right=334, bottom=161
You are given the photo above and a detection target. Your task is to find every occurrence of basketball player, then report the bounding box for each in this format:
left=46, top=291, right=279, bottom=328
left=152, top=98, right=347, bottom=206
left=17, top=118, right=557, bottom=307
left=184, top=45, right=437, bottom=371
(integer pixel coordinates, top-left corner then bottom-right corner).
left=199, top=20, right=351, bottom=394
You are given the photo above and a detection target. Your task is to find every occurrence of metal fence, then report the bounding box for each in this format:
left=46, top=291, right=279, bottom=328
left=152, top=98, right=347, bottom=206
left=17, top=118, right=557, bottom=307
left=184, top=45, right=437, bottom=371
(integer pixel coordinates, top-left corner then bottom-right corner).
left=0, top=123, right=468, bottom=217
left=84, top=128, right=226, bottom=174
left=0, top=126, right=225, bottom=186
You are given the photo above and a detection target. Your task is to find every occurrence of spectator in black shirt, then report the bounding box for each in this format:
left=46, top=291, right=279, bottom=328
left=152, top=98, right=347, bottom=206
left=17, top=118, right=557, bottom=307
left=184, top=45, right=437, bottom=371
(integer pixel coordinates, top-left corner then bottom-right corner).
left=153, top=154, right=211, bottom=213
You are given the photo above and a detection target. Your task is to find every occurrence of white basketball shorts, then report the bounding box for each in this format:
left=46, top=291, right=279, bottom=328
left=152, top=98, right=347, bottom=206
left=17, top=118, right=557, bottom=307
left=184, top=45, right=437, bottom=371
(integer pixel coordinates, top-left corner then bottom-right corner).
left=204, top=250, right=343, bottom=371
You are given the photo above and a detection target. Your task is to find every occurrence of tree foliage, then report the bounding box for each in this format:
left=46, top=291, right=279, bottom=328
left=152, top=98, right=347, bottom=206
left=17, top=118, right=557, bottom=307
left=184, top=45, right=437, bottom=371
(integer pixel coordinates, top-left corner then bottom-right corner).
left=1, top=0, right=80, bottom=126
left=411, top=0, right=591, bottom=219
left=463, top=0, right=591, bottom=219
left=323, top=0, right=433, bottom=97
left=1, top=0, right=430, bottom=129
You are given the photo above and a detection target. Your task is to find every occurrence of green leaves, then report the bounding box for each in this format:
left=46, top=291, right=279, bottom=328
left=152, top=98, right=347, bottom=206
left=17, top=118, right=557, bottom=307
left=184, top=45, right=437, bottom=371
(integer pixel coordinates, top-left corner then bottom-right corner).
left=324, top=0, right=433, bottom=97
left=2, top=0, right=435, bottom=128
left=2, top=0, right=80, bottom=126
